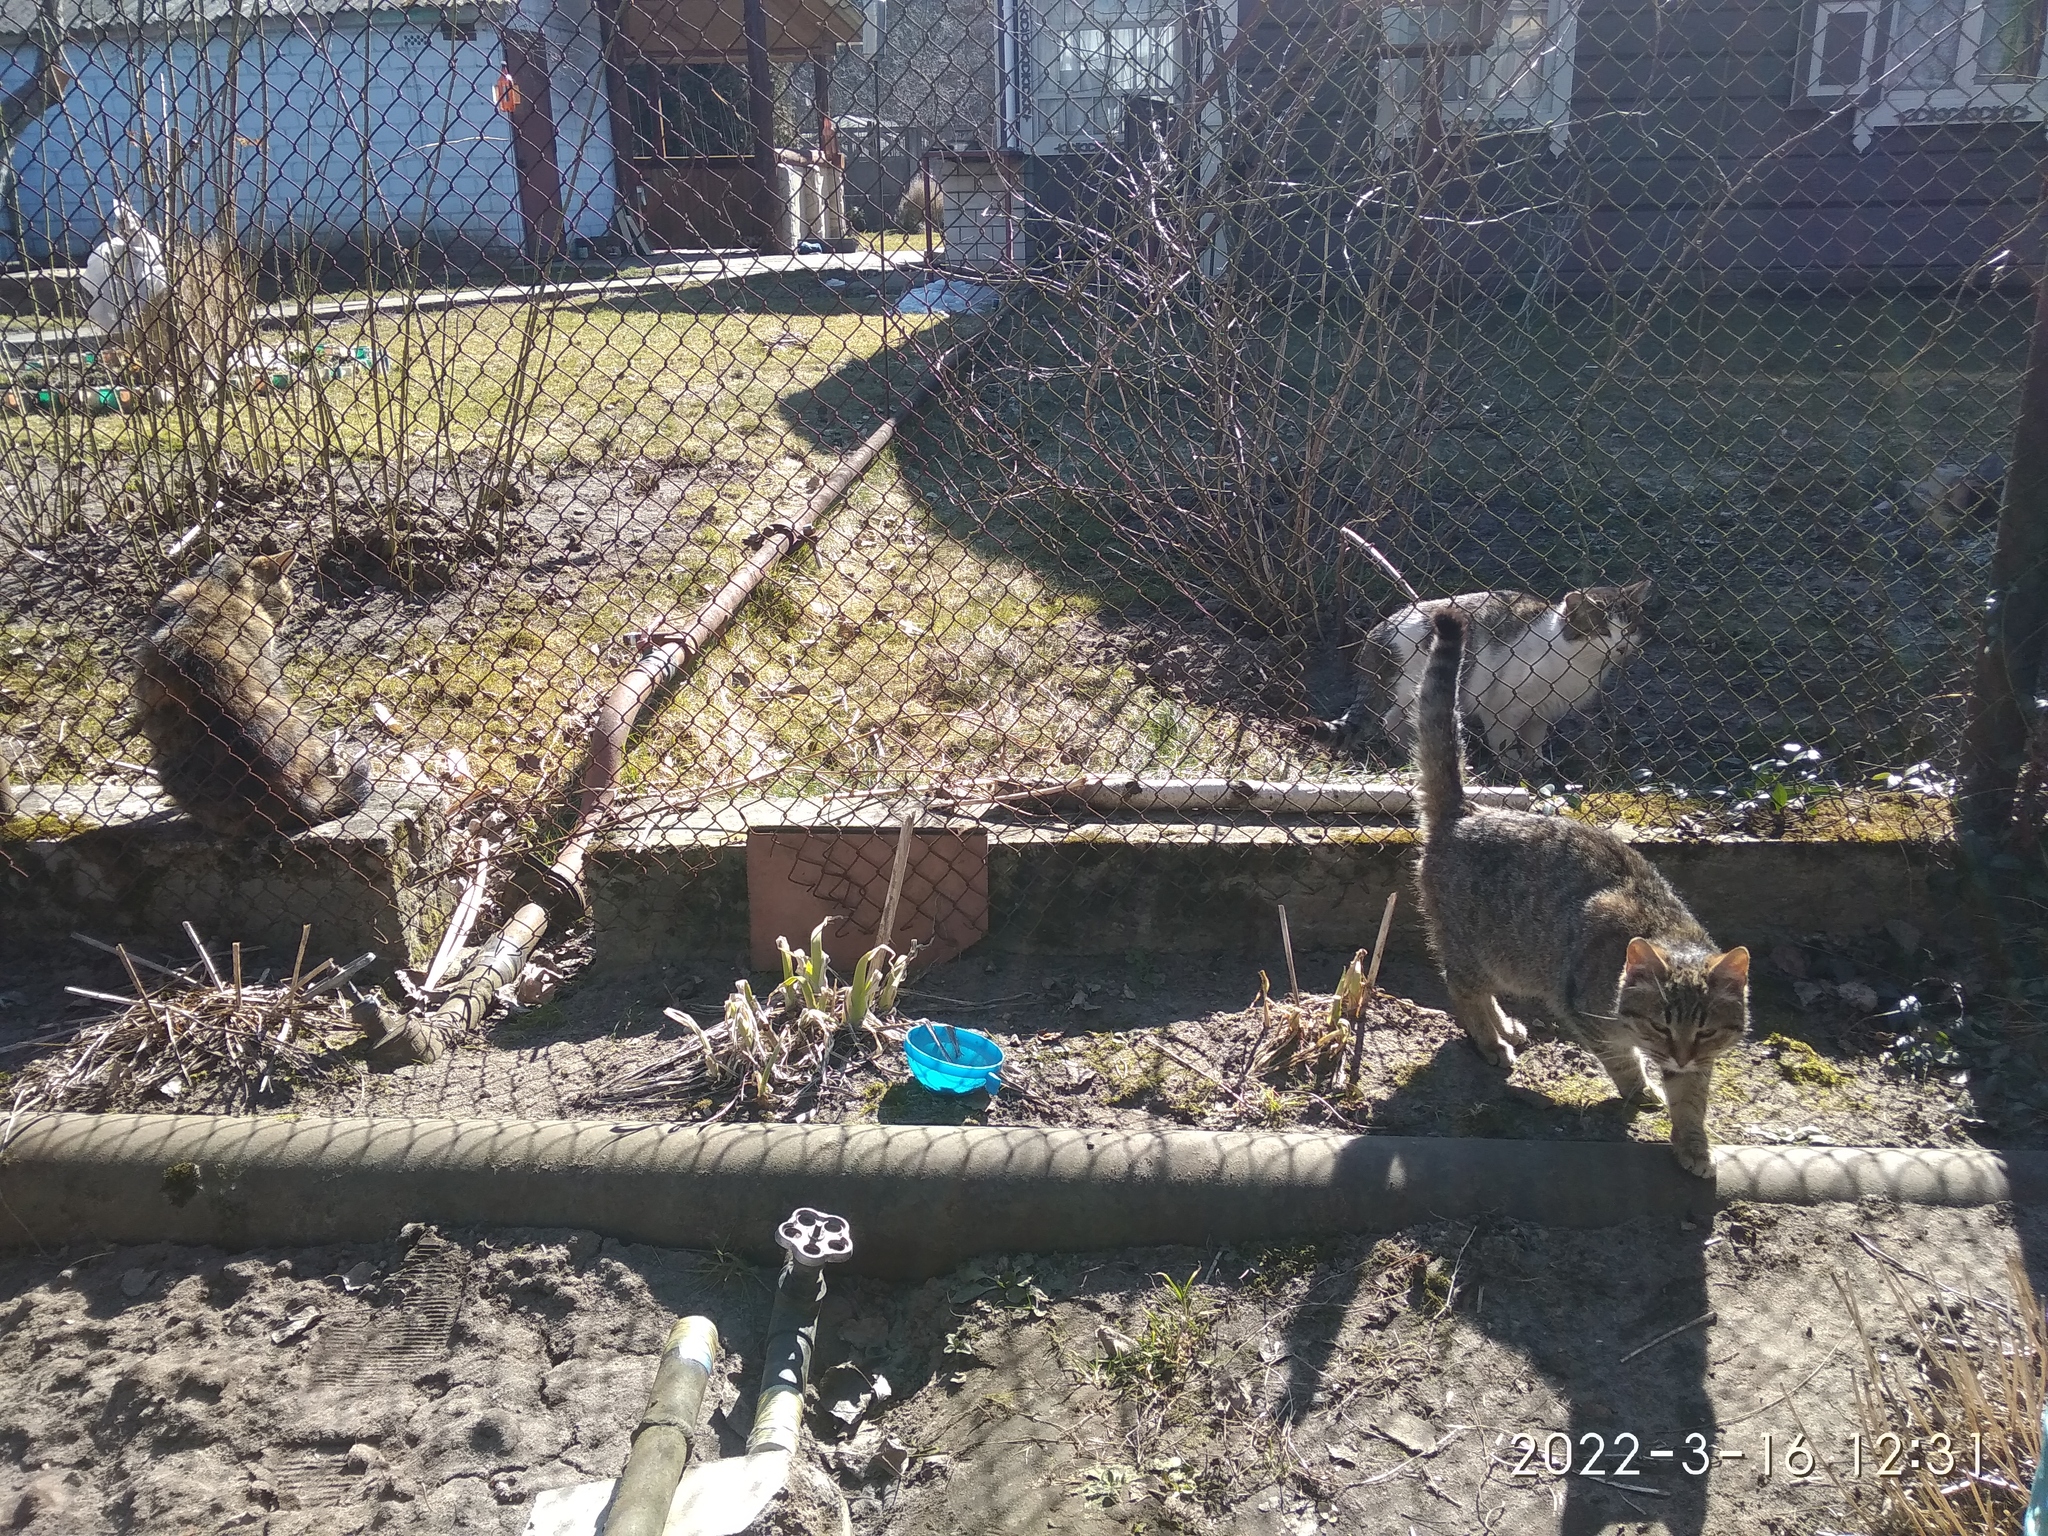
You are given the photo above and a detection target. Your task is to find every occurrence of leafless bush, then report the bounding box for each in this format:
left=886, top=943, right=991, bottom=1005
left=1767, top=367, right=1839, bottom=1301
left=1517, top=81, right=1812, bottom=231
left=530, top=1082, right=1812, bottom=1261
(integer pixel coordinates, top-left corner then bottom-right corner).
left=894, top=169, right=944, bottom=236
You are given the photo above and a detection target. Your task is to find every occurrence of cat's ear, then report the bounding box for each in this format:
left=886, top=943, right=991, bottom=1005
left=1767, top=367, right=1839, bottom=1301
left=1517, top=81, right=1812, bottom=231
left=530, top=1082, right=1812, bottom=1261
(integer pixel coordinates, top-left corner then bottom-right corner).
left=1706, top=947, right=1750, bottom=991
left=1622, top=937, right=1670, bottom=985
left=248, top=550, right=295, bottom=582
left=1561, top=590, right=1599, bottom=637
left=1623, top=578, right=1652, bottom=605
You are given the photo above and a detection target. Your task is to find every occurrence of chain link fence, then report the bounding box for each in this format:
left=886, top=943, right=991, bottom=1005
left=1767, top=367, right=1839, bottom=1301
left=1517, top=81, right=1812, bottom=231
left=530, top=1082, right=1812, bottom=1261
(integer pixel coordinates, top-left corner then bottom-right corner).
left=0, top=0, right=2039, bottom=1111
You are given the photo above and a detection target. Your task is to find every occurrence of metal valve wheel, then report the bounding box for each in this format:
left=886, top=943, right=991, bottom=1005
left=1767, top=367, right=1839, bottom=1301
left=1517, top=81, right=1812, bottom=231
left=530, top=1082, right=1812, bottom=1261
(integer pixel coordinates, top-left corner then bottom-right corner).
left=775, top=1207, right=853, bottom=1266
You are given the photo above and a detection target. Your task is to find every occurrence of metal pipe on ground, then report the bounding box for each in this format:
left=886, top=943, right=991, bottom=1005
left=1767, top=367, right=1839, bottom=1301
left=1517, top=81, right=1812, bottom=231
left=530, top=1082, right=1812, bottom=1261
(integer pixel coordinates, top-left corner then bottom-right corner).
left=602, top=1316, right=720, bottom=1536
left=2, top=1114, right=2039, bottom=1278
left=363, top=327, right=985, bottom=1068
left=524, top=1313, right=722, bottom=1536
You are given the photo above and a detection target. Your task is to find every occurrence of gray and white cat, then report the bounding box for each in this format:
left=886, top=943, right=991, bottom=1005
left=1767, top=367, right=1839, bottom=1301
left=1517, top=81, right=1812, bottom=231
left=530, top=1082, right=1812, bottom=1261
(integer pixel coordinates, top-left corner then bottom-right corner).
left=1412, top=609, right=1748, bottom=1177
left=1327, top=581, right=1651, bottom=768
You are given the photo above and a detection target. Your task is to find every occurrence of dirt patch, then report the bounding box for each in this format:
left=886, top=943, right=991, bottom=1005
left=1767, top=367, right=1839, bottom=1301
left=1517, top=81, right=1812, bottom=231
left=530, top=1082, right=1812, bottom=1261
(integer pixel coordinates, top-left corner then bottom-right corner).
left=0, top=916, right=2028, bottom=1153
left=293, top=929, right=2020, bottom=1155
left=0, top=1202, right=2034, bottom=1534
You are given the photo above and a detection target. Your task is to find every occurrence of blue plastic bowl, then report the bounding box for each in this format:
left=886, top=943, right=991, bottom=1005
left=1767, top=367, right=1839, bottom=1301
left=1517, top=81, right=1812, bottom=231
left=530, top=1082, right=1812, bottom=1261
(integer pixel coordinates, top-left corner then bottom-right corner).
left=904, top=1023, right=1004, bottom=1095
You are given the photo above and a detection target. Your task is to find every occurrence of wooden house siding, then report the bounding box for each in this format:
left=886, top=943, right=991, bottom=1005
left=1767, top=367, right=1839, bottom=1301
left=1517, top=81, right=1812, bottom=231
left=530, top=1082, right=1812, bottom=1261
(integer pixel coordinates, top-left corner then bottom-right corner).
left=1032, top=0, right=2045, bottom=287
left=1565, top=0, right=2045, bottom=283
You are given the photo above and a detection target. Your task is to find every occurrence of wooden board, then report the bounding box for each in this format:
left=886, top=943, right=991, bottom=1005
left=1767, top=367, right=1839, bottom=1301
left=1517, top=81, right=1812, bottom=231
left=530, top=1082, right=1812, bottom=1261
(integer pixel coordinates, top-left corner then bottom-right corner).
left=747, top=828, right=990, bottom=972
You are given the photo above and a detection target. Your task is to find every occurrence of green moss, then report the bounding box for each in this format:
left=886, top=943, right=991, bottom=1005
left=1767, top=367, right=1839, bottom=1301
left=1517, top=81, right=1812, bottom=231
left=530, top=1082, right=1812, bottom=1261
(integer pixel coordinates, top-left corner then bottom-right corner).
left=1, top=812, right=103, bottom=840
left=1762, top=1032, right=1851, bottom=1088
left=1084, top=1038, right=1167, bottom=1105
left=1544, top=1073, right=1616, bottom=1108
left=851, top=1079, right=889, bottom=1119
left=1564, top=790, right=1943, bottom=843
left=160, top=1160, right=201, bottom=1206
left=1412, top=1256, right=1455, bottom=1318
left=1246, top=1086, right=1305, bottom=1127
left=1160, top=1073, right=1216, bottom=1122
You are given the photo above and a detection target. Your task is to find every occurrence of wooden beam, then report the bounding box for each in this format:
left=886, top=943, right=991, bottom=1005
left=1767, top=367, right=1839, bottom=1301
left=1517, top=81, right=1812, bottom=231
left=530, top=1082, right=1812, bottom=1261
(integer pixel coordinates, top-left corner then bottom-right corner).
left=743, top=0, right=786, bottom=252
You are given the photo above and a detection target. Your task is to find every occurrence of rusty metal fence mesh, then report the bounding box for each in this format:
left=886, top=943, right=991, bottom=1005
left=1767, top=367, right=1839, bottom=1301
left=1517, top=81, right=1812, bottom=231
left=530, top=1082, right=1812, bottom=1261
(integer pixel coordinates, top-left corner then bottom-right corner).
left=0, top=0, right=2041, bottom=1101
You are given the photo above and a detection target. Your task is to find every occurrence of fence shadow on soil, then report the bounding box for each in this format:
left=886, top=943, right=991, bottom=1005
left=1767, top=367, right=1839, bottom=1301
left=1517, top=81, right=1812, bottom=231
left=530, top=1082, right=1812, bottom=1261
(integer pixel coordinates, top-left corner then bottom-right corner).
left=1301, top=1050, right=1716, bottom=1534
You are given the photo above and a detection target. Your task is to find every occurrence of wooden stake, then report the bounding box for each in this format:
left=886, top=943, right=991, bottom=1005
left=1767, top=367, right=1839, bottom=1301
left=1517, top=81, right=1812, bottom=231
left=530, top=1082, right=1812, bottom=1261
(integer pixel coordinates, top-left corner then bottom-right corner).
left=1344, top=892, right=1400, bottom=1090
left=115, top=945, right=160, bottom=1026
left=231, top=942, right=242, bottom=1007
left=423, top=843, right=492, bottom=992
left=1362, top=891, right=1396, bottom=996
left=285, top=924, right=311, bottom=1003
left=70, top=931, right=182, bottom=978
left=182, top=921, right=223, bottom=989
left=875, top=810, right=918, bottom=953
left=1277, top=904, right=1301, bottom=1002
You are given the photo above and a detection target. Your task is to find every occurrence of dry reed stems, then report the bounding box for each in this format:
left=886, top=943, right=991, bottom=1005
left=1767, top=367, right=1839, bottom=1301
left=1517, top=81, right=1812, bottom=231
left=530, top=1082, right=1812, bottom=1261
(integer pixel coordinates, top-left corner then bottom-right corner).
left=1834, top=1253, right=2048, bottom=1535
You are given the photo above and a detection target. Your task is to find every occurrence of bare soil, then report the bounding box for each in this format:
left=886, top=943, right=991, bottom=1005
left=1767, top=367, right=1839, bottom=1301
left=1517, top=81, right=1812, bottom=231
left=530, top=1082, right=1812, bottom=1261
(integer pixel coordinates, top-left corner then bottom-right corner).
left=0, top=1200, right=2034, bottom=1534
left=305, top=918, right=2033, bottom=1153
left=0, top=910, right=2030, bottom=1154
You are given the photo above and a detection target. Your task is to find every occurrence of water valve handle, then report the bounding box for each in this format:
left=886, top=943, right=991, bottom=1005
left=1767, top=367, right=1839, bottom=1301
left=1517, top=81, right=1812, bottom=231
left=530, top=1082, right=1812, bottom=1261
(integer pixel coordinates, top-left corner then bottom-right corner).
left=775, top=1207, right=854, bottom=1267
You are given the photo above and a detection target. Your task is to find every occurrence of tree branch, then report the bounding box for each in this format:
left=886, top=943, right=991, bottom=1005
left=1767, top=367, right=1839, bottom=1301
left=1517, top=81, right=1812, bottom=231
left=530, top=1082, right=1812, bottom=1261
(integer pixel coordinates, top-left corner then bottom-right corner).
left=0, top=0, right=72, bottom=145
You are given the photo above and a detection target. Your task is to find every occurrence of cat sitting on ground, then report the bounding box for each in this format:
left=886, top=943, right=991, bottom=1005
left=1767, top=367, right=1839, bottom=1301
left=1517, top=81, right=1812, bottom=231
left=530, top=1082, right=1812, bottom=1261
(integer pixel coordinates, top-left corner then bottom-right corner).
left=1411, top=609, right=1747, bottom=1177
left=1324, top=581, right=1651, bottom=769
left=134, top=550, right=369, bottom=836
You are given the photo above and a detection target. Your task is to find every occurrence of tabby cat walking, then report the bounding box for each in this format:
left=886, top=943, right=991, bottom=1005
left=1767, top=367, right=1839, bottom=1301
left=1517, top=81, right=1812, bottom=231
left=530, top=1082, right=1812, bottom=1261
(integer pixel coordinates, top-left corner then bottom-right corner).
left=134, top=551, right=369, bottom=837
left=1411, top=610, right=1747, bottom=1176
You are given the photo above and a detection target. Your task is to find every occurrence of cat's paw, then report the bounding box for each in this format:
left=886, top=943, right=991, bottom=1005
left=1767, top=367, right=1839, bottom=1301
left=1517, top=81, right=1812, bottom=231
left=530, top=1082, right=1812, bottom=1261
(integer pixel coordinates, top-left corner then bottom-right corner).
left=1670, top=1133, right=1715, bottom=1178
left=1496, top=1016, right=1529, bottom=1047
left=1463, top=1034, right=1518, bottom=1069
left=1622, top=1079, right=1666, bottom=1112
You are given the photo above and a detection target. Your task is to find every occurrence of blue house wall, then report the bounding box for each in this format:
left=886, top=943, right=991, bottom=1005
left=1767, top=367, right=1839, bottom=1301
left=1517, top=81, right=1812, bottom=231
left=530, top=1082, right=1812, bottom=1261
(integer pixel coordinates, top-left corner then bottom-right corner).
left=0, top=10, right=534, bottom=262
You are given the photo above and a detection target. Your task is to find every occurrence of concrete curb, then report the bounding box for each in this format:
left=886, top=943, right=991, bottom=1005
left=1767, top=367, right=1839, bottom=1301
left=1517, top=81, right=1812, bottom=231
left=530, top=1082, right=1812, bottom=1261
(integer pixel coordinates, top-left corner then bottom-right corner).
left=587, top=831, right=1961, bottom=970
left=0, top=1115, right=2034, bottom=1277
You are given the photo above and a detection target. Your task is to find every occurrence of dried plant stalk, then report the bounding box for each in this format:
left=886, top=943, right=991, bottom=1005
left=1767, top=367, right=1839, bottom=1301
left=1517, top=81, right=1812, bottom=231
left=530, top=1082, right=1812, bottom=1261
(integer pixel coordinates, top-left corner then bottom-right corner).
left=14, top=930, right=353, bottom=1117
left=1834, top=1253, right=2048, bottom=1535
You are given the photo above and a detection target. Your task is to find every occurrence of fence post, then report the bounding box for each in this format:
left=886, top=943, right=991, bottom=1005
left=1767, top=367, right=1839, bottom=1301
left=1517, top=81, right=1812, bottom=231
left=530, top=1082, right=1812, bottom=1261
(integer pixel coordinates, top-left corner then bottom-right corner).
left=743, top=0, right=787, bottom=254
left=1960, top=248, right=2048, bottom=847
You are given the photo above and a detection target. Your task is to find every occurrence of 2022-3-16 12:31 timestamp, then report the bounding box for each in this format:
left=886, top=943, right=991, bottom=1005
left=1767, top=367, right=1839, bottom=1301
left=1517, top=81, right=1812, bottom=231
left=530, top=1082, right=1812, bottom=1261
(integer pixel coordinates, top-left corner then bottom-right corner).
left=1506, top=1430, right=1987, bottom=1480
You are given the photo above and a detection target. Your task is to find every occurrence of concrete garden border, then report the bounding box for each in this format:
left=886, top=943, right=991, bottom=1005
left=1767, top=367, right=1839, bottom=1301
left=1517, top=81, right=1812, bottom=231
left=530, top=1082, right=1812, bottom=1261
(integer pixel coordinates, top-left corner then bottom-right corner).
left=0, top=1114, right=2033, bottom=1278
left=588, top=822, right=1961, bottom=970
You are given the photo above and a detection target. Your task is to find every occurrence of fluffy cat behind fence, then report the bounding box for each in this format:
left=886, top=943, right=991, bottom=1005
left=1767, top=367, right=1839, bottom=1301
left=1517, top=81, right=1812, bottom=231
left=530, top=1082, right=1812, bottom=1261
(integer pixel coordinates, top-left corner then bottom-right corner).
left=134, top=550, right=369, bottom=836
left=1411, top=608, right=1746, bottom=1176
left=1327, top=581, right=1650, bottom=767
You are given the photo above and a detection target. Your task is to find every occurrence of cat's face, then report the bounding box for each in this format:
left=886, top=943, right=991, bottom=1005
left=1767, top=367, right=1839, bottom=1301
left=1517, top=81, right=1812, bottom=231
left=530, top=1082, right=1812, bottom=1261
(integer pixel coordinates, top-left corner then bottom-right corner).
left=1561, top=579, right=1652, bottom=660
left=195, top=550, right=296, bottom=625
left=244, top=551, right=296, bottom=622
left=1614, top=938, right=1748, bottom=1071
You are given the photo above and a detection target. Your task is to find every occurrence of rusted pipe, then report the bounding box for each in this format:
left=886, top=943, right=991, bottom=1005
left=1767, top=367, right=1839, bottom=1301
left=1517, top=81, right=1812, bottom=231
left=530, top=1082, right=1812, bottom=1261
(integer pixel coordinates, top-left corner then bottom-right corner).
left=553, top=333, right=973, bottom=898
left=364, top=328, right=983, bottom=1068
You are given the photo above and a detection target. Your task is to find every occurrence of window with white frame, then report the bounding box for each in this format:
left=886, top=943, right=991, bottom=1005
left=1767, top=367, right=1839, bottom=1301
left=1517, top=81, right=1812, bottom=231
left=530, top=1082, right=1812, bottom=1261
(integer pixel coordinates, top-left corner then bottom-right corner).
left=1794, top=0, right=2048, bottom=147
left=1376, top=0, right=1580, bottom=149
left=1026, top=0, right=1181, bottom=151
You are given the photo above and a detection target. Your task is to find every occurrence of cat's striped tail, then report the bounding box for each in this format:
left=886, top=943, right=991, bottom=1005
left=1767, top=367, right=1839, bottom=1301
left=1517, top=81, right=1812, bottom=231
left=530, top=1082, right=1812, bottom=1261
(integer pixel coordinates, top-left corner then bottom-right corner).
left=1415, top=610, right=1466, bottom=829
